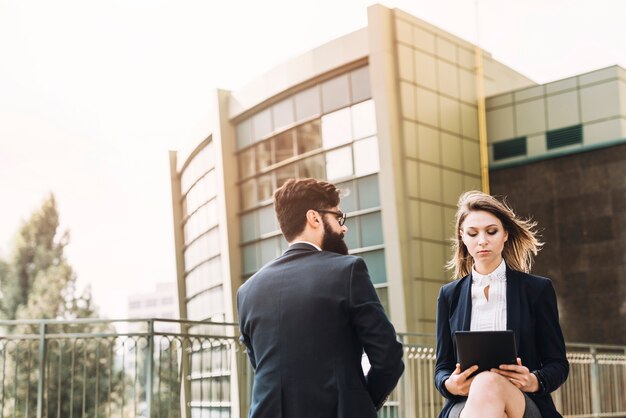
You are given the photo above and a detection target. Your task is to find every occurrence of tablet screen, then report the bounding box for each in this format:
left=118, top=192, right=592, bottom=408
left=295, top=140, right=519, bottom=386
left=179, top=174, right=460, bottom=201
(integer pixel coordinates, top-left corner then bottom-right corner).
left=455, top=330, right=517, bottom=376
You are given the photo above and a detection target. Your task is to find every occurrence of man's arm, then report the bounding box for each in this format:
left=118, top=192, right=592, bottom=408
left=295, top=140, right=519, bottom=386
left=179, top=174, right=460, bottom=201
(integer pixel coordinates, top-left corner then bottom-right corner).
left=349, top=257, right=404, bottom=410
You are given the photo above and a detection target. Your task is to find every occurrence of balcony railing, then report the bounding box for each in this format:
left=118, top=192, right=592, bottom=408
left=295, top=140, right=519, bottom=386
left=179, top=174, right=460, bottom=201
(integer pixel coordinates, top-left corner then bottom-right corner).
left=0, top=319, right=624, bottom=418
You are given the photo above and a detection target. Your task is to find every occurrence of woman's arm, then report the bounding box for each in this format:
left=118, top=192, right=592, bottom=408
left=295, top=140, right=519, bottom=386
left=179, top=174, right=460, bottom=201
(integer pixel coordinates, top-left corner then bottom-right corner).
left=434, top=286, right=467, bottom=401
left=533, top=279, right=569, bottom=394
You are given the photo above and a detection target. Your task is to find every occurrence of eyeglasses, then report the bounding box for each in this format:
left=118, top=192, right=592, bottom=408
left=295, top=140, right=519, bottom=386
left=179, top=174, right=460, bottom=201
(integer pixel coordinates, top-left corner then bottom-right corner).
left=316, top=209, right=347, bottom=226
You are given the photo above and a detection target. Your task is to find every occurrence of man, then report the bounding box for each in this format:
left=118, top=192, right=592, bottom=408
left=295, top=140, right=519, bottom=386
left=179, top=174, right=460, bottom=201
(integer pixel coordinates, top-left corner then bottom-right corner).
left=237, top=178, right=404, bottom=418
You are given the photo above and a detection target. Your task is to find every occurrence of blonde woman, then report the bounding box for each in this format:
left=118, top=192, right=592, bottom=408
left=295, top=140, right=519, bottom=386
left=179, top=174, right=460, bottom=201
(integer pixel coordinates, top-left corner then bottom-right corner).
left=435, top=191, right=569, bottom=418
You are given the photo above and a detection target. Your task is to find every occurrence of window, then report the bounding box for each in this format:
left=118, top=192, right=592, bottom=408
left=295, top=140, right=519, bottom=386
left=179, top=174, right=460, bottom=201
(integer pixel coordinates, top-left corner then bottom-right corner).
left=360, top=250, right=386, bottom=284
left=350, top=66, right=371, bottom=103
left=296, top=120, right=322, bottom=154
left=493, top=137, right=526, bottom=160
left=546, top=125, right=582, bottom=150
left=351, top=100, right=377, bottom=140
left=322, top=74, right=350, bottom=113
left=295, top=86, right=321, bottom=122
left=353, top=136, right=379, bottom=176
left=321, top=108, right=352, bottom=148
left=325, top=147, right=353, bottom=181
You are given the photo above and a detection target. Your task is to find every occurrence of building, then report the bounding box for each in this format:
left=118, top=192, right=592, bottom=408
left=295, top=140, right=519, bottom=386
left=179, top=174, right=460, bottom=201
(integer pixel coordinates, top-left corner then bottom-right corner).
left=169, top=3, right=533, bottom=338
left=487, top=65, right=626, bottom=344
left=127, top=282, right=178, bottom=331
left=169, top=4, right=626, bottom=346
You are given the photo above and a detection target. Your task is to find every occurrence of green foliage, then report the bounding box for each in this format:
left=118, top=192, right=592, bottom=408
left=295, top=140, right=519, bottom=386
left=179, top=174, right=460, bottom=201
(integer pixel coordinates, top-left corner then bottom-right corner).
left=0, top=194, right=125, bottom=417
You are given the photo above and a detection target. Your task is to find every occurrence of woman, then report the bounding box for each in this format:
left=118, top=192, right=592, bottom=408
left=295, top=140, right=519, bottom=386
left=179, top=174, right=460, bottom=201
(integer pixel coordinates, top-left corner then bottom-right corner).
left=435, top=191, right=569, bottom=418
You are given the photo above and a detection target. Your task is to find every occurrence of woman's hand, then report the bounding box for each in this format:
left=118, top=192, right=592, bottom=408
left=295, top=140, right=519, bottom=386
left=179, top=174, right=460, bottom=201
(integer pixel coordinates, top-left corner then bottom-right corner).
left=444, top=363, right=479, bottom=396
left=491, top=357, right=540, bottom=393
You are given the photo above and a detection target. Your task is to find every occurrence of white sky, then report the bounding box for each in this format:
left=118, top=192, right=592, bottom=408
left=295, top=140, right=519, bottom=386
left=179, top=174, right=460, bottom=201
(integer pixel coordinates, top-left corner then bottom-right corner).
left=1, top=0, right=624, bottom=319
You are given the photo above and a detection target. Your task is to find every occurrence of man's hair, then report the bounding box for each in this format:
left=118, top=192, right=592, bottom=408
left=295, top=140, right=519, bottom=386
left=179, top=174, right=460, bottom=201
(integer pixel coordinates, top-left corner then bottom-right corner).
left=273, top=178, right=340, bottom=242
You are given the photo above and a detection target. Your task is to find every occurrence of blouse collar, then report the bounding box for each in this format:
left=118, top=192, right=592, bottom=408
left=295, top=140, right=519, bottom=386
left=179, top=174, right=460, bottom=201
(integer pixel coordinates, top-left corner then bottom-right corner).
left=472, top=259, right=507, bottom=286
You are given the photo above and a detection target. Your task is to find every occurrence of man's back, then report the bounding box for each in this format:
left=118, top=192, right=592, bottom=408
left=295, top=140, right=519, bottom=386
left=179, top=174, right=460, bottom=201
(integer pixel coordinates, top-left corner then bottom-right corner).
left=237, top=243, right=404, bottom=418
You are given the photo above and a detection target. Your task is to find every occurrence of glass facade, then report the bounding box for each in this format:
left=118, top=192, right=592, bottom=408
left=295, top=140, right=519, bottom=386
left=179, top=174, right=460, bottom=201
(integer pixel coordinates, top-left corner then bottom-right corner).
left=235, top=66, right=389, bottom=306
left=179, top=140, right=225, bottom=323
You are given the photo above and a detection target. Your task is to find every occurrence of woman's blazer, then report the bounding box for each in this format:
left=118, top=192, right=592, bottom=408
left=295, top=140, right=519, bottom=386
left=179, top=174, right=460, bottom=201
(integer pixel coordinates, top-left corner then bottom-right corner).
left=434, top=267, right=569, bottom=418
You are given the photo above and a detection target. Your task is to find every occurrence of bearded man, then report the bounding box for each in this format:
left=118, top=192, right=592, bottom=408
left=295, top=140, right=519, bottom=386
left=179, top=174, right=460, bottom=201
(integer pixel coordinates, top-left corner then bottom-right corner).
left=237, top=178, right=404, bottom=418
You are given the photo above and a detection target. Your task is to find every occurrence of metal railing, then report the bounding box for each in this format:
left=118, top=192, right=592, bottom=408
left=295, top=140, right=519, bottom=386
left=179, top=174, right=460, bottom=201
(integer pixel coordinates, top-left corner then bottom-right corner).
left=0, top=319, right=624, bottom=418
left=0, top=318, right=250, bottom=418
left=395, top=334, right=626, bottom=418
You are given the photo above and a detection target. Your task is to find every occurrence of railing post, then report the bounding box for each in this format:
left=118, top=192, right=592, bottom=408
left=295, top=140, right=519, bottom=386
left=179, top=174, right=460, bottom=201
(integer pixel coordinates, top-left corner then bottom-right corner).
left=36, top=322, right=47, bottom=418
left=590, top=346, right=601, bottom=418
left=146, top=320, right=154, bottom=418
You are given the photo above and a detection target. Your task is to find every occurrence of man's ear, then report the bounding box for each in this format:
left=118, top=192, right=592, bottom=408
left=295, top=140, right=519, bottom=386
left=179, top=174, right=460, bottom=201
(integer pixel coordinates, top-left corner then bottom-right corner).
left=305, top=210, right=321, bottom=227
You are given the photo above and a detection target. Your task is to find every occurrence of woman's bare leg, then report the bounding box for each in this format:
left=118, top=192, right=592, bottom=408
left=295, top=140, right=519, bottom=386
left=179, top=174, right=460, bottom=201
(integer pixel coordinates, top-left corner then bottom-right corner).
left=459, top=372, right=526, bottom=418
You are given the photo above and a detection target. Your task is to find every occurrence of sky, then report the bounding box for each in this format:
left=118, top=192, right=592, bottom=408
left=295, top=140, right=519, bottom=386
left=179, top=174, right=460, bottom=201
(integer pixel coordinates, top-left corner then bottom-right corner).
left=1, top=0, right=625, bottom=319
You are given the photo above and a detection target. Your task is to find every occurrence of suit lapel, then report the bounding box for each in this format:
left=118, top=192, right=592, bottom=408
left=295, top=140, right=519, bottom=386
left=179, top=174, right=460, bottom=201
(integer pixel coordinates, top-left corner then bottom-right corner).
left=506, top=267, right=521, bottom=353
left=458, top=274, right=473, bottom=331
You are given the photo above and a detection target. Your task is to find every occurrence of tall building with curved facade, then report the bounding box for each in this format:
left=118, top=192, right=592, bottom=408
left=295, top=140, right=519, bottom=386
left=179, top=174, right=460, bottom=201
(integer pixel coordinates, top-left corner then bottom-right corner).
left=169, top=4, right=535, bottom=415
left=170, top=2, right=533, bottom=329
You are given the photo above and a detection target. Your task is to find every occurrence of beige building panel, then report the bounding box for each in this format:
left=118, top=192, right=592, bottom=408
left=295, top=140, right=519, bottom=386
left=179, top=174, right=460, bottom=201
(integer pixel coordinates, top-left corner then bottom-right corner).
left=403, top=120, right=418, bottom=159
left=441, top=132, right=462, bottom=169
left=620, top=79, right=626, bottom=112
left=546, top=77, right=577, bottom=94
left=459, top=68, right=477, bottom=104
left=439, top=96, right=461, bottom=134
left=487, top=92, right=513, bottom=109
left=415, top=49, right=437, bottom=90
left=515, top=99, right=547, bottom=136
left=423, top=281, right=444, bottom=321
left=462, top=138, right=480, bottom=175
left=461, top=102, right=478, bottom=140
left=410, top=279, right=424, bottom=325
left=410, top=239, right=423, bottom=277
left=514, top=85, right=544, bottom=102
left=400, top=82, right=417, bottom=120
left=457, top=46, right=474, bottom=71
left=442, top=169, right=464, bottom=206
left=413, top=25, right=436, bottom=54
left=406, top=160, right=419, bottom=198
left=487, top=106, right=515, bottom=141
left=578, top=65, right=620, bottom=86
left=443, top=207, right=457, bottom=245
left=417, top=123, right=441, bottom=164
left=436, top=37, right=457, bottom=63
left=580, top=82, right=620, bottom=123
left=482, top=56, right=535, bottom=97
left=463, top=174, right=481, bottom=191
left=527, top=133, right=547, bottom=157
left=395, top=17, right=414, bottom=44
left=419, top=163, right=442, bottom=202
left=398, top=43, right=415, bottom=82
left=547, top=90, right=580, bottom=130
left=422, top=240, right=447, bottom=281
left=409, top=200, right=421, bottom=239
left=416, top=87, right=439, bottom=127
left=438, top=60, right=460, bottom=98
left=420, top=201, right=444, bottom=241
left=584, top=119, right=624, bottom=145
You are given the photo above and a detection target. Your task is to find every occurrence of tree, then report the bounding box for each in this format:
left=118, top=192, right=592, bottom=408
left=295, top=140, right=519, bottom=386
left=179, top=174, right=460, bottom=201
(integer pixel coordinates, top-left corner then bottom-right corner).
left=0, top=194, right=124, bottom=417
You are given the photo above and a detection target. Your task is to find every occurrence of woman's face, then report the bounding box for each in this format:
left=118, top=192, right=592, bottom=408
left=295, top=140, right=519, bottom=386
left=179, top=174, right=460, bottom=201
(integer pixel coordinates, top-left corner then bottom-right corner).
left=460, top=210, right=508, bottom=270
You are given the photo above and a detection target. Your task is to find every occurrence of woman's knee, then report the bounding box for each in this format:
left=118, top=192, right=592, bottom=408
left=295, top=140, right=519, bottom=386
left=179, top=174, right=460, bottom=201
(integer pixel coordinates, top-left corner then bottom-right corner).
left=468, top=371, right=508, bottom=398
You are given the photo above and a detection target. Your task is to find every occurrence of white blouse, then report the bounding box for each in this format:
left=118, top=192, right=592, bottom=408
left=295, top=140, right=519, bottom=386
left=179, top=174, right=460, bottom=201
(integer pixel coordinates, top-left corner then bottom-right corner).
left=470, top=259, right=507, bottom=331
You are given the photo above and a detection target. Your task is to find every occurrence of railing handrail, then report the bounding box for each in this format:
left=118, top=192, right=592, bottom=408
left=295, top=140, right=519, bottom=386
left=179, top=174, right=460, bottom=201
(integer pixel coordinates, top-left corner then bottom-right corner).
left=0, top=317, right=239, bottom=327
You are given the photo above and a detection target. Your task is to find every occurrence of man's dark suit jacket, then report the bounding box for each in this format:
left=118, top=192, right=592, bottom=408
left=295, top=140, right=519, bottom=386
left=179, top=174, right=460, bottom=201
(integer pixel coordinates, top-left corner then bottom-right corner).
left=434, top=266, right=569, bottom=418
left=237, top=243, right=404, bottom=418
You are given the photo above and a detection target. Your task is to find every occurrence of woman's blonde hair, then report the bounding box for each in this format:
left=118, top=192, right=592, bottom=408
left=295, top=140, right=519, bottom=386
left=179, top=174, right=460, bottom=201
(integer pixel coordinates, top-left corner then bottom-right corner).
left=446, top=191, right=543, bottom=278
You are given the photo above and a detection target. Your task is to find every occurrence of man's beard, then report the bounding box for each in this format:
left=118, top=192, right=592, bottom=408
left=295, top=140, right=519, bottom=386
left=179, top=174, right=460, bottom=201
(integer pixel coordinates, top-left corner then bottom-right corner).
left=321, top=218, right=349, bottom=255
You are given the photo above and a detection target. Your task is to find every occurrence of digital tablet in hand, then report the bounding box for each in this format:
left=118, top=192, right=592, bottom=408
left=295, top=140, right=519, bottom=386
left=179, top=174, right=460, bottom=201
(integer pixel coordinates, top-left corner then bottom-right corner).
left=455, top=330, right=517, bottom=376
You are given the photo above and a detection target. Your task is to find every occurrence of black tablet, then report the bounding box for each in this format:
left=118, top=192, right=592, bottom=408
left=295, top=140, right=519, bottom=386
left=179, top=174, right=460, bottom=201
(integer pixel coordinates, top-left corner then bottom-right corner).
left=455, top=330, right=517, bottom=376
